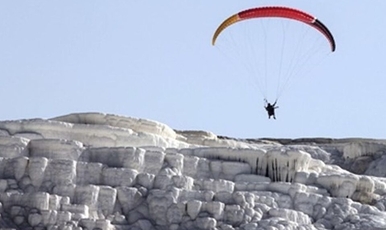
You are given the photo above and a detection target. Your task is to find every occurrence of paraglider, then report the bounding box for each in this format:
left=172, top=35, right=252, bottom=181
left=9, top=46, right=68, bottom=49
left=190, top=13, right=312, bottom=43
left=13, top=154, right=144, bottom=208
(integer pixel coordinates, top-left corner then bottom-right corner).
left=264, top=99, right=278, bottom=119
left=212, top=6, right=336, bottom=119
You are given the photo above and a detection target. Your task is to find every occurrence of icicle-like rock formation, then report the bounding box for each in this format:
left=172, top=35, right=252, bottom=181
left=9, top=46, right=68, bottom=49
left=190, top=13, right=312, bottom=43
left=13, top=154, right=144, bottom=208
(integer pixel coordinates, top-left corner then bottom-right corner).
left=0, top=112, right=385, bottom=230
left=180, top=147, right=311, bottom=182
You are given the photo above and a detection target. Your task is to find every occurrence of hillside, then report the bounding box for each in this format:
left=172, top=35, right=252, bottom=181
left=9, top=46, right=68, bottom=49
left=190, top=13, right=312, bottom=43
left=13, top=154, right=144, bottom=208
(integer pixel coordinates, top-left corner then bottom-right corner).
left=0, top=112, right=385, bottom=230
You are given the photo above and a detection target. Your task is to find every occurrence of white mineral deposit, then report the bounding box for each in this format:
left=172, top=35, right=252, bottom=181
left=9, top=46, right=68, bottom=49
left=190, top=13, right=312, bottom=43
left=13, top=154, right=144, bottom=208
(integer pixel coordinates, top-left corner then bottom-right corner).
left=0, top=112, right=386, bottom=230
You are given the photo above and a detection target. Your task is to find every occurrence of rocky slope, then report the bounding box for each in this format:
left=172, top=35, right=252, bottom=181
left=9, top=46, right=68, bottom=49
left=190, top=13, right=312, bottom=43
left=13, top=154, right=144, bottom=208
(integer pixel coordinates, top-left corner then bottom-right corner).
left=0, top=112, right=386, bottom=230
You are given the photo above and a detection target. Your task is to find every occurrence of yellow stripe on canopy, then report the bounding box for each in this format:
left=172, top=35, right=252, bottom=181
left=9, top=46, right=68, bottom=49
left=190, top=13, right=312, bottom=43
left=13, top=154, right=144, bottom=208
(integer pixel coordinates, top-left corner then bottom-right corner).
left=212, top=14, right=240, bottom=45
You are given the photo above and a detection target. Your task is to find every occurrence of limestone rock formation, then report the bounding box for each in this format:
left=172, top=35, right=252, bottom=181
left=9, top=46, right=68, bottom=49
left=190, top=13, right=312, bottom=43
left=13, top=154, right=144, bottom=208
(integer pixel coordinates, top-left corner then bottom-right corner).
left=0, top=112, right=385, bottom=229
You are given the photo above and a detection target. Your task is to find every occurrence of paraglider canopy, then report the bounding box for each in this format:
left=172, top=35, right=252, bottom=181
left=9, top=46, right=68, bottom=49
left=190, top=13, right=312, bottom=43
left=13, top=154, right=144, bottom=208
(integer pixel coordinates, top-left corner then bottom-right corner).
left=212, top=6, right=336, bottom=52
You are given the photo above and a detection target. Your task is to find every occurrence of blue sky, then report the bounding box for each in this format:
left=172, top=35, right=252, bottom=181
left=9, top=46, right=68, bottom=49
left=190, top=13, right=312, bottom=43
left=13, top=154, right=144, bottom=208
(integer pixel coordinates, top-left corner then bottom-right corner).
left=0, top=1, right=385, bottom=139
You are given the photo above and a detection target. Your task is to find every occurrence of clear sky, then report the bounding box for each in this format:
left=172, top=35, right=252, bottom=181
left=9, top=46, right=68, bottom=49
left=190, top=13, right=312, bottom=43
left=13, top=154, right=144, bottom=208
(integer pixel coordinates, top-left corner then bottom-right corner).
left=0, top=1, right=385, bottom=139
